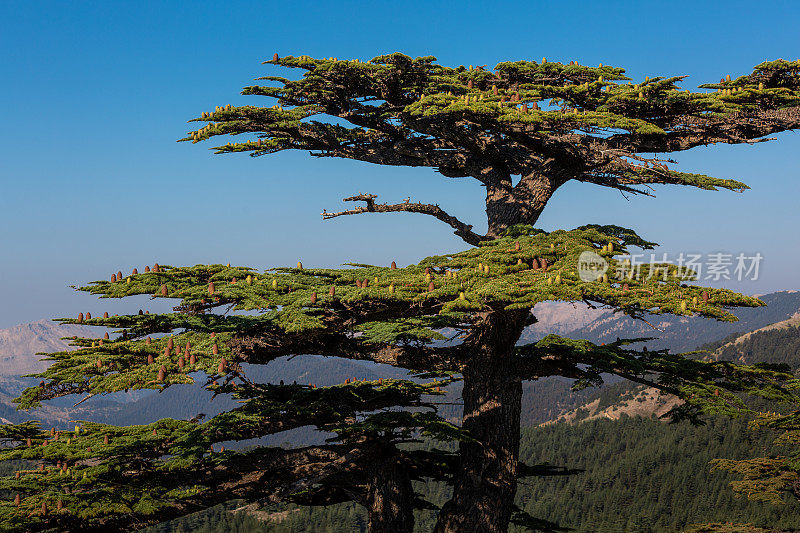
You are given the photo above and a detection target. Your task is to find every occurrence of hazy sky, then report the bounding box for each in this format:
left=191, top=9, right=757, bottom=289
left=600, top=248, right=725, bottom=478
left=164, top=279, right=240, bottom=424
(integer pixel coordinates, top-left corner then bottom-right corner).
left=1, top=0, right=799, bottom=329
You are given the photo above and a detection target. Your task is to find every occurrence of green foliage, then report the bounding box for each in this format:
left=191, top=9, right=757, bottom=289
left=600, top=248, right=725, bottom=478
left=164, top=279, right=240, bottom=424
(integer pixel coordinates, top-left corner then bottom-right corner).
left=16, top=225, right=762, bottom=411
left=177, top=54, right=800, bottom=199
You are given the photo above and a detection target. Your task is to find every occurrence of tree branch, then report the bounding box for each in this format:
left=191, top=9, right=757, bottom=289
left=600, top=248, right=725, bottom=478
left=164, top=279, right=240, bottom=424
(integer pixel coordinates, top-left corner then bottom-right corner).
left=322, top=193, right=489, bottom=246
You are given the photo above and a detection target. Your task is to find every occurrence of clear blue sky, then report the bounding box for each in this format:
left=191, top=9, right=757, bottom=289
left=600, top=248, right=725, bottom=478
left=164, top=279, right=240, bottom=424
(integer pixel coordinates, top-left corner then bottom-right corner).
left=1, top=0, right=798, bottom=328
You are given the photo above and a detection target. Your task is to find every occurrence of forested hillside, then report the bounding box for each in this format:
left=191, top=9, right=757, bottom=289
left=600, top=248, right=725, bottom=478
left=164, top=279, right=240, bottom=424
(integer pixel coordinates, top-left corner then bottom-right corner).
left=142, top=416, right=799, bottom=532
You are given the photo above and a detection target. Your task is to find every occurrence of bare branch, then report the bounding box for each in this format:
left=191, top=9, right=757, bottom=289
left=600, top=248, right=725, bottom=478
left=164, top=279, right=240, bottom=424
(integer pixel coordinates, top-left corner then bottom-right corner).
left=322, top=193, right=489, bottom=246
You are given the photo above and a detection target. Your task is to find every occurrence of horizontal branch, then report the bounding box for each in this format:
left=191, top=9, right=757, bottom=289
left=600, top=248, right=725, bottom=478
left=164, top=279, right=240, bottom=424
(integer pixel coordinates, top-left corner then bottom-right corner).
left=231, top=327, right=466, bottom=372
left=322, top=193, right=488, bottom=246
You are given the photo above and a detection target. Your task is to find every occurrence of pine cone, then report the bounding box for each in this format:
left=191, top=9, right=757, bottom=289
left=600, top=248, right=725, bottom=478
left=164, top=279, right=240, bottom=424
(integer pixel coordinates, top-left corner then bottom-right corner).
left=208, top=281, right=215, bottom=295
left=145, top=266, right=150, bottom=272
left=111, top=274, right=117, bottom=283
left=273, top=53, right=279, bottom=62
left=157, top=366, right=166, bottom=382
left=147, top=354, right=154, bottom=365
left=218, top=358, right=228, bottom=373
left=161, top=285, right=168, bottom=297
left=132, top=268, right=138, bottom=275
left=213, top=344, right=219, bottom=355
left=178, top=357, right=185, bottom=369
left=310, top=292, right=317, bottom=304
left=391, top=261, right=397, bottom=269
left=329, top=286, right=336, bottom=297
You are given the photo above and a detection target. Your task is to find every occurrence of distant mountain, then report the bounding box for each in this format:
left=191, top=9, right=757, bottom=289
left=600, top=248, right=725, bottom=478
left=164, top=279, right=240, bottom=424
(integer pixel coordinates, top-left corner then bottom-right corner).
left=525, top=300, right=611, bottom=338
left=551, top=314, right=800, bottom=426
left=562, top=290, right=800, bottom=352
left=517, top=291, right=800, bottom=425
left=0, top=319, right=99, bottom=375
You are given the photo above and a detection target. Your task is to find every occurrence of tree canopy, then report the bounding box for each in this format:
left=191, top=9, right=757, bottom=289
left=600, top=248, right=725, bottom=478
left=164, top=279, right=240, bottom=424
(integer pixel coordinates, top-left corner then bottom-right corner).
left=2, top=53, right=799, bottom=532
left=181, top=53, right=800, bottom=240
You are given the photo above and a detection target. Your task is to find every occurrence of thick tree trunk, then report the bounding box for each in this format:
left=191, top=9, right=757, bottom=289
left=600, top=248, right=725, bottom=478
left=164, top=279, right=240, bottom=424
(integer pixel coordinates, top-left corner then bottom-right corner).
left=361, top=447, right=415, bottom=533
left=434, top=309, right=529, bottom=533
left=485, top=171, right=563, bottom=238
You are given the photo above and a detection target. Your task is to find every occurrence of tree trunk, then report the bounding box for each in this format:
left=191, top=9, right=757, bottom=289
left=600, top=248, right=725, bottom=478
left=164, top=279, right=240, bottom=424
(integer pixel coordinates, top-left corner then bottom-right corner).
left=434, top=309, right=529, bottom=533
left=361, top=447, right=415, bottom=533
left=485, top=171, right=563, bottom=238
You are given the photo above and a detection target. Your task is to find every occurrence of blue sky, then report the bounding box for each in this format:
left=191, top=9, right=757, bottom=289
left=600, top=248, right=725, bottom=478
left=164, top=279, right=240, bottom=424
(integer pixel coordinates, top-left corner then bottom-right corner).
left=1, top=0, right=798, bottom=328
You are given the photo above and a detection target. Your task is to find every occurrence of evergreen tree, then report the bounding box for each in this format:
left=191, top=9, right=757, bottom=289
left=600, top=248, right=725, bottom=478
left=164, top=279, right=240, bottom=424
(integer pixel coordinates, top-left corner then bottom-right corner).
left=0, top=53, right=798, bottom=532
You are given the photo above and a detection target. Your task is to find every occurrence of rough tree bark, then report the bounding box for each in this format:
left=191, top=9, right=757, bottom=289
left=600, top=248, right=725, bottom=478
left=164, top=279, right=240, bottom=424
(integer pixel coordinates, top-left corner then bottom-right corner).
left=360, top=446, right=416, bottom=532
left=485, top=171, right=564, bottom=238
left=434, top=308, right=530, bottom=533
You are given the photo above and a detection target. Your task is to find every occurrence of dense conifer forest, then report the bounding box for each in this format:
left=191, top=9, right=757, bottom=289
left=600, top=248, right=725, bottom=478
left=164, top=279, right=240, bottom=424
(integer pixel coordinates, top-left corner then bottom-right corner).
left=143, top=416, right=798, bottom=532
